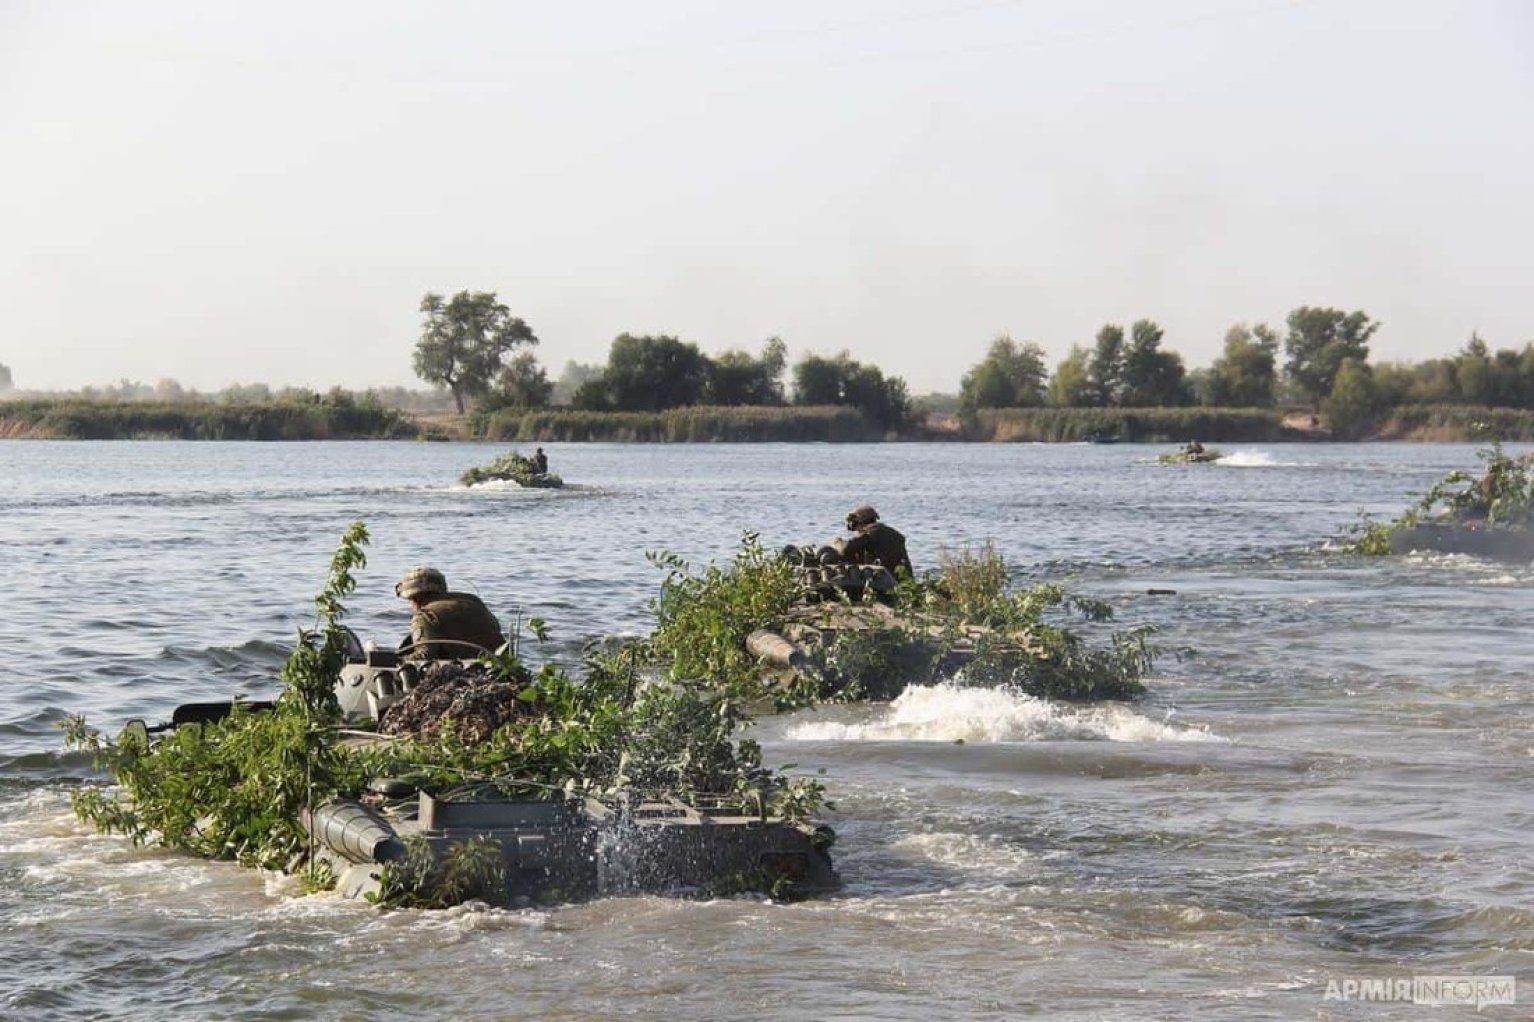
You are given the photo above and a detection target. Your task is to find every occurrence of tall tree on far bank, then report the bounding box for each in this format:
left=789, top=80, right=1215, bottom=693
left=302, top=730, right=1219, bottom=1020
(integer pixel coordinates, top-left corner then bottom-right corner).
left=1120, top=319, right=1190, bottom=406
left=1323, top=357, right=1381, bottom=437
left=576, top=333, right=711, bottom=412
left=1049, top=346, right=1094, bottom=407
left=413, top=291, right=538, bottom=413
left=792, top=350, right=913, bottom=432
left=703, top=337, right=788, bottom=405
left=491, top=352, right=554, bottom=408
left=957, top=335, right=1049, bottom=418
left=0, top=362, right=12, bottom=393
left=1088, top=325, right=1126, bottom=406
left=1283, top=306, right=1378, bottom=408
left=1206, top=323, right=1279, bottom=407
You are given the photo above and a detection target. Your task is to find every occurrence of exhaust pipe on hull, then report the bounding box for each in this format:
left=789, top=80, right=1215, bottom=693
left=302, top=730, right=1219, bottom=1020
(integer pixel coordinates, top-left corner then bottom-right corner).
left=303, top=800, right=405, bottom=865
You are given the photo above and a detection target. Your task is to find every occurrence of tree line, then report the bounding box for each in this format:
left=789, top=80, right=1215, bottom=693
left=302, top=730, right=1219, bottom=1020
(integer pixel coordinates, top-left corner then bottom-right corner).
left=413, top=291, right=914, bottom=432
left=413, top=290, right=1534, bottom=434
left=9, top=294, right=1527, bottom=439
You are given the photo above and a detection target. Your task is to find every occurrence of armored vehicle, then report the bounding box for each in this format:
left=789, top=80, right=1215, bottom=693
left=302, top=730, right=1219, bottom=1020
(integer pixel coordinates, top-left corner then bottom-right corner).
left=134, top=632, right=839, bottom=907
left=739, top=544, right=1150, bottom=703
left=459, top=450, right=563, bottom=488
left=329, top=636, right=835, bottom=902
left=741, top=545, right=986, bottom=701
left=303, top=785, right=837, bottom=905
left=1157, top=447, right=1222, bottom=464
left=1387, top=521, right=1534, bottom=562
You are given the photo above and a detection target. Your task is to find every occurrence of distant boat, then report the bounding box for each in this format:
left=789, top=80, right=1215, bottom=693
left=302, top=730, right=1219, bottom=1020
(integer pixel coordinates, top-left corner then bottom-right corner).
left=1085, top=432, right=1120, bottom=444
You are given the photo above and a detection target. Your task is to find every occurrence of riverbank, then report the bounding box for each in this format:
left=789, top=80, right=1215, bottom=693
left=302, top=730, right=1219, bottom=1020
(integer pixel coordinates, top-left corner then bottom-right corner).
left=0, top=397, right=415, bottom=440
left=3, top=399, right=1531, bottom=441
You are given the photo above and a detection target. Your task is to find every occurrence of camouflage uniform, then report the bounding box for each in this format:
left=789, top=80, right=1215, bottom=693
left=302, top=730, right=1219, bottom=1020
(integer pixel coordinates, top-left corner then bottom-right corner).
left=405, top=592, right=506, bottom=660
left=840, top=521, right=913, bottom=577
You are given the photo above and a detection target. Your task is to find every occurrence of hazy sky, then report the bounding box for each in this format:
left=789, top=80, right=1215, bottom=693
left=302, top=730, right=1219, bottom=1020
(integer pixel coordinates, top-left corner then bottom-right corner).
left=2, top=0, right=1530, bottom=394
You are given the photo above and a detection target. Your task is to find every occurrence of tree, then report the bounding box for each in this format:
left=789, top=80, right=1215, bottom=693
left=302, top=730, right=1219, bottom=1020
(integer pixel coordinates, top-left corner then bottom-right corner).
left=1048, top=346, right=1094, bottom=407
left=1206, top=323, right=1279, bottom=407
left=1088, top=325, right=1126, bottom=406
left=1455, top=347, right=1494, bottom=406
left=1283, top=306, right=1378, bottom=407
left=957, top=335, right=1049, bottom=417
left=413, top=291, right=538, bottom=413
left=1323, top=358, right=1381, bottom=437
left=791, top=353, right=846, bottom=405
left=0, top=362, right=12, bottom=393
left=602, top=334, right=710, bottom=411
left=490, top=352, right=553, bottom=408
left=569, top=377, right=613, bottom=411
left=791, top=351, right=912, bottom=431
left=842, top=362, right=912, bottom=432
left=702, top=337, right=788, bottom=406
left=1120, top=319, right=1189, bottom=406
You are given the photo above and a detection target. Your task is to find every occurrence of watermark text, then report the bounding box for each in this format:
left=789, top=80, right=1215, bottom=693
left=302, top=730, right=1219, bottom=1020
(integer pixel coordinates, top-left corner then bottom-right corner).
left=1322, top=975, right=1516, bottom=1009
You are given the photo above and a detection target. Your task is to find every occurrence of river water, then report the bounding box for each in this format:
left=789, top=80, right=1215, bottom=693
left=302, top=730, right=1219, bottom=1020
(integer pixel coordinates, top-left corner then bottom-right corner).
left=0, top=441, right=1528, bottom=1020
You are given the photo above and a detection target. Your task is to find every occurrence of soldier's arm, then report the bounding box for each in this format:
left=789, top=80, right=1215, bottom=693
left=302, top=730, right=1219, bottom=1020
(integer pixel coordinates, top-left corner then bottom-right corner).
left=841, top=531, right=873, bottom=561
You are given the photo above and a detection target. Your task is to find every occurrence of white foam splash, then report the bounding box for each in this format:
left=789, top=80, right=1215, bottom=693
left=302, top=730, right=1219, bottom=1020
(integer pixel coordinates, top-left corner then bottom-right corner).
left=890, top=831, right=1038, bottom=876
left=458, top=479, right=547, bottom=493
left=1402, top=551, right=1534, bottom=579
left=785, top=683, right=1222, bottom=744
left=1215, top=450, right=1277, bottom=467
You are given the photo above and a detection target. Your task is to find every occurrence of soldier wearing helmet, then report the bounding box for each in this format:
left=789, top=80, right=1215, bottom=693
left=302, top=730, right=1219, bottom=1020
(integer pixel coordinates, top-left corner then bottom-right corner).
left=394, top=566, right=506, bottom=660
left=833, top=504, right=913, bottom=577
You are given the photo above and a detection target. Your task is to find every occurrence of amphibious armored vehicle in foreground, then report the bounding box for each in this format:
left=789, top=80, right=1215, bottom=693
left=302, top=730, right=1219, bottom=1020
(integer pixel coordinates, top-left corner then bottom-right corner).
left=136, top=634, right=838, bottom=907
left=303, top=785, right=837, bottom=905
left=331, top=638, right=835, bottom=903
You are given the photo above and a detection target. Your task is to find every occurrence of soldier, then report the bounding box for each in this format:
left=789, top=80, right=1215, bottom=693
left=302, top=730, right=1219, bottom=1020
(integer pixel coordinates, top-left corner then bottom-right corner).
left=833, top=504, right=913, bottom=577
left=394, top=566, right=506, bottom=660
left=533, top=447, right=549, bottom=475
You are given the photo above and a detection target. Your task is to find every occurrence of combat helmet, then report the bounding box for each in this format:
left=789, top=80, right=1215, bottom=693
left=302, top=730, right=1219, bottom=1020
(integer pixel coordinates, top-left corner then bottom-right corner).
left=395, top=566, right=447, bottom=600
left=846, top=504, right=879, bottom=529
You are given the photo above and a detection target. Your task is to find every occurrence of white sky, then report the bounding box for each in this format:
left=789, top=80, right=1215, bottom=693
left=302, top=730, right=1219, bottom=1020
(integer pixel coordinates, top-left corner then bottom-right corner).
left=2, top=0, right=1530, bottom=394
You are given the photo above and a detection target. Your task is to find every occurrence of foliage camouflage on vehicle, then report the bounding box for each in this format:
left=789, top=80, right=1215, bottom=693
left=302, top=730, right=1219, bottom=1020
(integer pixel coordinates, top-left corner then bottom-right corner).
left=1345, top=441, right=1534, bottom=555
left=459, top=449, right=563, bottom=488
left=642, top=535, right=1157, bottom=708
left=64, top=523, right=824, bottom=905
